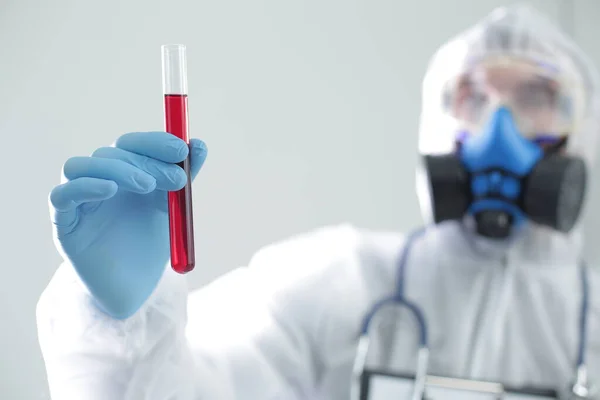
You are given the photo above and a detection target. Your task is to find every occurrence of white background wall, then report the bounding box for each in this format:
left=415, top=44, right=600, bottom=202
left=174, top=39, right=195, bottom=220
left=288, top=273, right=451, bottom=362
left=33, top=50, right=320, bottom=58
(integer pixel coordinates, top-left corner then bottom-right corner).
left=0, top=0, right=598, bottom=398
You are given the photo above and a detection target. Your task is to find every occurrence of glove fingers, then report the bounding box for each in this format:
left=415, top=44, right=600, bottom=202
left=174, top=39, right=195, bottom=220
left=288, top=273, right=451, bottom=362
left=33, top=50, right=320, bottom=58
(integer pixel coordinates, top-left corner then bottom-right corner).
left=189, top=139, right=208, bottom=181
left=63, top=157, right=157, bottom=194
left=49, top=177, right=118, bottom=227
left=114, top=131, right=189, bottom=163
left=92, top=147, right=187, bottom=191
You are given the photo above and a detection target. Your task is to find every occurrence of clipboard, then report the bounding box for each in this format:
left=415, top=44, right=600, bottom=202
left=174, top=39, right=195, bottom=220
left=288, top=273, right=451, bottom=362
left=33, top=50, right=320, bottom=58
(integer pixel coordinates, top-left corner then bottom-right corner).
left=360, top=369, right=558, bottom=400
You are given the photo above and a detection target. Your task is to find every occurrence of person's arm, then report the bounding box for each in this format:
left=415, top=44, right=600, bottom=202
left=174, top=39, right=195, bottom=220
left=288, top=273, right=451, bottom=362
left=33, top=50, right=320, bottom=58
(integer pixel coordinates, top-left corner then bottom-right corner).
left=36, top=261, right=196, bottom=399
left=36, top=225, right=369, bottom=399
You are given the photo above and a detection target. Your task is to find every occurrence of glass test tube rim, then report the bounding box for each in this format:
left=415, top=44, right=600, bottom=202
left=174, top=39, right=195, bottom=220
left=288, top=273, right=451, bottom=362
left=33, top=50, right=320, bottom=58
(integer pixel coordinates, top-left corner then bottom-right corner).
left=162, top=44, right=188, bottom=96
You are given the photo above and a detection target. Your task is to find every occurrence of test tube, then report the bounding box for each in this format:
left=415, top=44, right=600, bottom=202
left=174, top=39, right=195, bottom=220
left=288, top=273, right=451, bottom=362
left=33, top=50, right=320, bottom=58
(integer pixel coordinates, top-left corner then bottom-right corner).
left=161, top=44, right=195, bottom=273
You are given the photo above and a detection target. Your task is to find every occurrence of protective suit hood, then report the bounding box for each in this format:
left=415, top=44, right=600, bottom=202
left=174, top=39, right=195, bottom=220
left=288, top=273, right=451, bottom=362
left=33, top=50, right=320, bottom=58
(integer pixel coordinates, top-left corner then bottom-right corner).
left=416, top=4, right=600, bottom=255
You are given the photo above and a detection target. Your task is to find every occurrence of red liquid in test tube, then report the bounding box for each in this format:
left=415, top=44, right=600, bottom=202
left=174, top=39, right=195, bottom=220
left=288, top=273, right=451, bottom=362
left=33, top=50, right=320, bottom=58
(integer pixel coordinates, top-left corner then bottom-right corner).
left=162, top=44, right=195, bottom=273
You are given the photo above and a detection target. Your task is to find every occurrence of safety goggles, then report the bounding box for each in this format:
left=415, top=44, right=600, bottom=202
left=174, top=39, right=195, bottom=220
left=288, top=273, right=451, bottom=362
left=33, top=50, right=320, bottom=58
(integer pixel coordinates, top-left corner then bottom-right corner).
left=443, top=58, right=579, bottom=142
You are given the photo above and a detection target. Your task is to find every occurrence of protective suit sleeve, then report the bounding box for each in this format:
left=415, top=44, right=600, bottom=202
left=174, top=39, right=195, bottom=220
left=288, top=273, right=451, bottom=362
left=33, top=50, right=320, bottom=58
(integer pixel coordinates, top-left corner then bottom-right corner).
left=183, top=224, right=381, bottom=399
left=36, top=224, right=366, bottom=399
left=36, top=261, right=196, bottom=399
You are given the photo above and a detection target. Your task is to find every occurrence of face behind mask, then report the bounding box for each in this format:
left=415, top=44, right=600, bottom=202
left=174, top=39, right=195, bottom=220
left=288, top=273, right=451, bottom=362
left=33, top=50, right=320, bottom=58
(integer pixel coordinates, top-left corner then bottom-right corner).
left=422, top=107, right=587, bottom=239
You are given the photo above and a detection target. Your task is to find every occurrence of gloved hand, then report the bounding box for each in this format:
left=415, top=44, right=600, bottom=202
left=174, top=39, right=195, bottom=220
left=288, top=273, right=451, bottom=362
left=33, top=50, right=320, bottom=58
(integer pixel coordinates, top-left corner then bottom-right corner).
left=49, top=132, right=208, bottom=319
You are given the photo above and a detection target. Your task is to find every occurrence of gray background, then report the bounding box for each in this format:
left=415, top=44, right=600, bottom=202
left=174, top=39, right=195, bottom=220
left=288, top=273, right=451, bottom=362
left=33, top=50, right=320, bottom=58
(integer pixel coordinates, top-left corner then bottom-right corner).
left=0, top=0, right=599, bottom=398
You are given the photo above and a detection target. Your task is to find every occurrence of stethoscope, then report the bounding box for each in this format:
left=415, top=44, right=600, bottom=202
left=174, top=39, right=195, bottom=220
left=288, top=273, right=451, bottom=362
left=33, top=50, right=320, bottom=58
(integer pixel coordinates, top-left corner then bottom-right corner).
left=351, top=228, right=596, bottom=400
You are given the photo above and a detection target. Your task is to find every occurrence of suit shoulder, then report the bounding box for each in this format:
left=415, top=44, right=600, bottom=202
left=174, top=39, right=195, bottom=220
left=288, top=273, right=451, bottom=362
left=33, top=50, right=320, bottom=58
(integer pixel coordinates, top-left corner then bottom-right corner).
left=248, top=224, right=404, bottom=279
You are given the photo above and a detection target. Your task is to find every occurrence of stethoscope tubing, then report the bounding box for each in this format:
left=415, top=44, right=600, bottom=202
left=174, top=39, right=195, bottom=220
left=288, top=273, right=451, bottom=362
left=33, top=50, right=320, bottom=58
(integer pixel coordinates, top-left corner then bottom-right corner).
left=355, top=225, right=591, bottom=399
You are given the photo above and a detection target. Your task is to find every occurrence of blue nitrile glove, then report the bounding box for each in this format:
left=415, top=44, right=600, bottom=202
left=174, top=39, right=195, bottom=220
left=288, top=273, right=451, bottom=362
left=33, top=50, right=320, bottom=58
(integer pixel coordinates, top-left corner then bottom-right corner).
left=49, top=132, right=208, bottom=319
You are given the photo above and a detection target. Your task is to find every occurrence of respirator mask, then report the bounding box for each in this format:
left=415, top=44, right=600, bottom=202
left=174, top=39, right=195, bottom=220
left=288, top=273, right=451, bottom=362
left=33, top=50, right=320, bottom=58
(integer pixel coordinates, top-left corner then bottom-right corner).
left=420, top=60, right=588, bottom=239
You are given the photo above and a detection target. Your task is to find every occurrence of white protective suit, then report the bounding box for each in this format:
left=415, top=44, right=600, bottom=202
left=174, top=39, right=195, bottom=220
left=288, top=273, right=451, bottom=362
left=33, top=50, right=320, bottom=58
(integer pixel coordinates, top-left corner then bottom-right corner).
left=36, top=5, right=600, bottom=400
